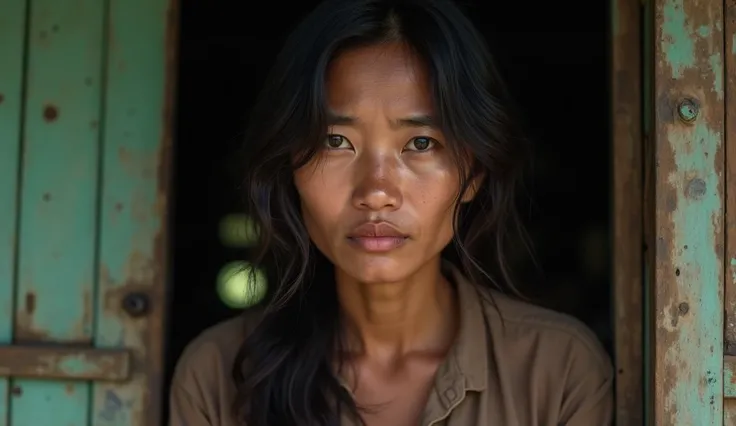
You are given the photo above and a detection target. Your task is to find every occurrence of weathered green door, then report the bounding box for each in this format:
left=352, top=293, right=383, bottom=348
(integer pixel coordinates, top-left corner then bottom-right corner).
left=0, top=0, right=176, bottom=424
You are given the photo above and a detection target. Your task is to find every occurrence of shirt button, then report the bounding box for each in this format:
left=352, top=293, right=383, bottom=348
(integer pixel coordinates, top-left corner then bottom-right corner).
left=444, top=388, right=457, bottom=402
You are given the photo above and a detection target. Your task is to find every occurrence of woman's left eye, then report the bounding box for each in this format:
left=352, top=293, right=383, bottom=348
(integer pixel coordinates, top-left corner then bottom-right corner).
left=404, top=137, right=436, bottom=152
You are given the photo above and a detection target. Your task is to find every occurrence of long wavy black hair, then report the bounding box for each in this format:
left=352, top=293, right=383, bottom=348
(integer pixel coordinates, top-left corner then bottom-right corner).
left=233, top=0, right=530, bottom=425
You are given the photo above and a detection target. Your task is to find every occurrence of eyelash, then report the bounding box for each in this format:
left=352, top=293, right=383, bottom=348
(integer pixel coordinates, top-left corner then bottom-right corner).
left=324, top=135, right=438, bottom=152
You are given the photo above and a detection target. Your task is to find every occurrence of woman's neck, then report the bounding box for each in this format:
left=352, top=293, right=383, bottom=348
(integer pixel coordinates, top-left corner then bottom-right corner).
left=335, top=258, right=459, bottom=362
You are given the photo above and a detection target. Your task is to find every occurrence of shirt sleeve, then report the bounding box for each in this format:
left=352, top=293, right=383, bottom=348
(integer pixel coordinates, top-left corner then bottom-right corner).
left=169, top=383, right=213, bottom=426
left=558, top=334, right=615, bottom=426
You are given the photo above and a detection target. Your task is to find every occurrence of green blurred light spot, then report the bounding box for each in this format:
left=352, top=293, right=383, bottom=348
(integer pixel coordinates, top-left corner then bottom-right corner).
left=219, top=214, right=259, bottom=247
left=216, top=261, right=267, bottom=309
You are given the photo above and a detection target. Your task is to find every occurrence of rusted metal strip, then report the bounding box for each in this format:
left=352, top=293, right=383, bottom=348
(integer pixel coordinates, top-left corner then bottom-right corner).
left=0, top=345, right=130, bottom=381
left=651, top=0, right=725, bottom=424
left=611, top=0, right=643, bottom=423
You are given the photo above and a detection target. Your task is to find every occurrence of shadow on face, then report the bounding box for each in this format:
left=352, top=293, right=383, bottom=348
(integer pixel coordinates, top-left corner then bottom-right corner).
left=293, top=43, right=472, bottom=284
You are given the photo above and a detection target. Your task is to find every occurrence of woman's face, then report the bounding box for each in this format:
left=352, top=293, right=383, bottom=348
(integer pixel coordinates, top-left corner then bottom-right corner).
left=294, top=43, right=469, bottom=284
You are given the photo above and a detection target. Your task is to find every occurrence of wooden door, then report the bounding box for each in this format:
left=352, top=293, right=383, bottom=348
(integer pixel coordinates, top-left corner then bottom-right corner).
left=0, top=0, right=177, bottom=424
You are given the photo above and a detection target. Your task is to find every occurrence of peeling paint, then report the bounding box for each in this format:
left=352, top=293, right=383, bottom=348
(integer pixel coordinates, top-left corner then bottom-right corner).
left=653, top=0, right=725, bottom=424
left=709, top=53, right=724, bottom=100
left=662, top=0, right=695, bottom=78
left=662, top=119, right=723, bottom=423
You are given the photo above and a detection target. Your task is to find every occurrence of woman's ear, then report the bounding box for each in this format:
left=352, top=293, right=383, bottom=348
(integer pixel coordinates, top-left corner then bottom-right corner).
left=460, top=171, right=485, bottom=203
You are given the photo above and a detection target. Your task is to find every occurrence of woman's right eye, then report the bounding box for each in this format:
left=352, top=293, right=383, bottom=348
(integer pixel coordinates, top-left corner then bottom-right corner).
left=325, top=134, right=351, bottom=150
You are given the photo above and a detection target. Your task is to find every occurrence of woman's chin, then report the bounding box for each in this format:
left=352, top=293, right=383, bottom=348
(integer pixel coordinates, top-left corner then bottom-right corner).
left=335, top=256, right=412, bottom=285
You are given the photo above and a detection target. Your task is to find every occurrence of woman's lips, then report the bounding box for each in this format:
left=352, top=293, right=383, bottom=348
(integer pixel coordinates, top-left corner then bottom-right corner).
left=346, top=222, right=409, bottom=252
left=347, top=236, right=408, bottom=252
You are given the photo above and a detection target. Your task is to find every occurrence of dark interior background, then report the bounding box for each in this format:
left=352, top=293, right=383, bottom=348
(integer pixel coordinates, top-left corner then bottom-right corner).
left=164, top=0, right=610, bottom=420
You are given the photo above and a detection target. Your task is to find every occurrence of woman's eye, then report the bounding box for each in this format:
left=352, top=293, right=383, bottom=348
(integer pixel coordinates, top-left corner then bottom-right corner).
left=404, top=137, right=436, bottom=152
left=325, top=134, right=351, bottom=150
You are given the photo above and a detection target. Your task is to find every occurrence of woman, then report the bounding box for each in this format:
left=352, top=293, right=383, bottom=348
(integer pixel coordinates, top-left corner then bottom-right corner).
left=169, top=0, right=613, bottom=425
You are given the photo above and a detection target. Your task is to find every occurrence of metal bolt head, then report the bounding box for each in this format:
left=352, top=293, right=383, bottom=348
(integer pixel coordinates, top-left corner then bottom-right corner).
left=677, top=98, right=699, bottom=123
left=122, top=292, right=150, bottom=317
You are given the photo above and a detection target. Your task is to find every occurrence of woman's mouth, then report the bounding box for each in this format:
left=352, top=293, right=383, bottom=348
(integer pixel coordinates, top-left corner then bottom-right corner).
left=347, top=222, right=409, bottom=252
left=347, top=236, right=408, bottom=252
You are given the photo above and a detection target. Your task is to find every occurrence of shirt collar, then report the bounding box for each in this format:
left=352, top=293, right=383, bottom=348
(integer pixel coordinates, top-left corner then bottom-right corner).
left=419, top=263, right=489, bottom=424
left=445, top=263, right=489, bottom=392
left=338, top=263, right=490, bottom=424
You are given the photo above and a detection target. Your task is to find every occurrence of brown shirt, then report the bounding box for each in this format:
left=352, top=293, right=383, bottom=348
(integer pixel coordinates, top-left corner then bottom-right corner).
left=169, top=270, right=614, bottom=426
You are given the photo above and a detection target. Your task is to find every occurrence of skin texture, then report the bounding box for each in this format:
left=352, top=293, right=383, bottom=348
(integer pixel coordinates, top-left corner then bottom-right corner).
left=293, top=42, right=475, bottom=425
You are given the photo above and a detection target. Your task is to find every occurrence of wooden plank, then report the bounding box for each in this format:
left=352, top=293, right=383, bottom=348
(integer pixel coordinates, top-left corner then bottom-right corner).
left=11, top=0, right=105, bottom=424
left=724, top=356, right=736, bottom=397
left=611, top=0, right=643, bottom=424
left=0, top=345, right=130, bottom=381
left=727, top=0, right=736, bottom=414
left=0, top=0, right=28, bottom=424
left=725, top=0, right=736, bottom=378
left=651, top=0, right=725, bottom=424
left=91, top=0, right=178, bottom=424
left=726, top=399, right=736, bottom=426
left=726, top=0, right=736, bottom=419
left=726, top=358, right=736, bottom=423
left=642, top=0, right=655, bottom=423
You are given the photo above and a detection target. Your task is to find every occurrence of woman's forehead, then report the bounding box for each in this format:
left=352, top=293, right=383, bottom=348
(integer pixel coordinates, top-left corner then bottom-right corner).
left=325, top=43, right=434, bottom=116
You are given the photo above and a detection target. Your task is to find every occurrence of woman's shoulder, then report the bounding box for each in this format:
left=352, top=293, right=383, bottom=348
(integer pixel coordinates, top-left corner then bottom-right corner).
left=476, top=289, right=614, bottom=422
left=173, top=308, right=264, bottom=381
left=168, top=310, right=263, bottom=426
left=482, top=289, right=611, bottom=369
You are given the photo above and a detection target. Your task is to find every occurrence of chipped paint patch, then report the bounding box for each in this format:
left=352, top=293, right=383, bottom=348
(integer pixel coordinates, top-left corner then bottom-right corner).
left=662, top=0, right=695, bottom=77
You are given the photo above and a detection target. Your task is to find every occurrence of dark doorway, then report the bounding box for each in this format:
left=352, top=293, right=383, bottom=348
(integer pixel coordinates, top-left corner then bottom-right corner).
left=165, top=0, right=610, bottom=421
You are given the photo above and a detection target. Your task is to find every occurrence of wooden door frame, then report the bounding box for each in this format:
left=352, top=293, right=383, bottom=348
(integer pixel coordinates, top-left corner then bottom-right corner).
left=644, top=0, right=730, bottom=424
left=611, top=0, right=644, bottom=424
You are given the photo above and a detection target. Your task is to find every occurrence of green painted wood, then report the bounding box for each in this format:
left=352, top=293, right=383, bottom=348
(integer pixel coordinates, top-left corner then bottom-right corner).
left=91, top=0, right=175, bottom=424
left=651, top=0, right=725, bottom=424
left=0, top=0, right=28, bottom=424
left=11, top=0, right=105, bottom=424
